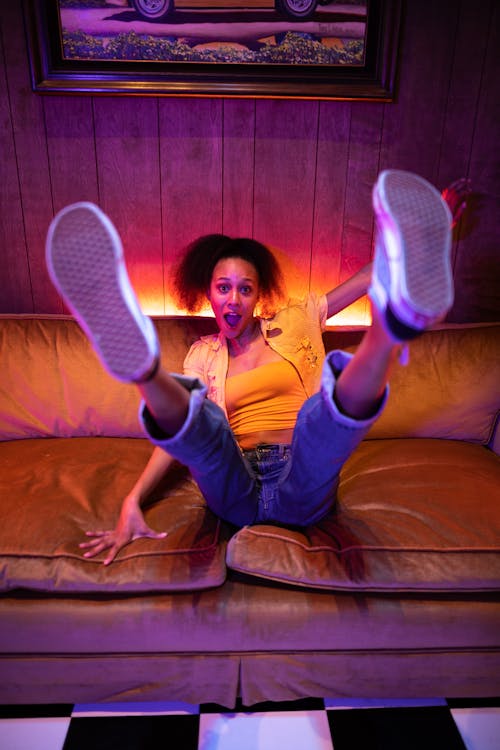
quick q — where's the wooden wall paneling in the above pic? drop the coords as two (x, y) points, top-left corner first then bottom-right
(159, 98), (223, 313)
(309, 101), (351, 306)
(339, 102), (385, 323)
(450, 0), (500, 322)
(222, 99), (255, 238)
(44, 96), (99, 212)
(342, 102), (384, 272)
(380, 0), (457, 182)
(2, 2), (61, 314)
(379, 0), (486, 323)
(2, 1), (498, 322)
(436, 0), (489, 188)
(0, 8), (33, 313)
(94, 97), (163, 315)
(436, 0), (492, 321)
(436, 0), (494, 321)
(253, 99), (320, 301)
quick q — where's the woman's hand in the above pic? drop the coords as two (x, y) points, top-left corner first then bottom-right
(441, 177), (472, 228)
(80, 498), (167, 566)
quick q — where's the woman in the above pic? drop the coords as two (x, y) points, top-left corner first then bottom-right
(46, 171), (469, 565)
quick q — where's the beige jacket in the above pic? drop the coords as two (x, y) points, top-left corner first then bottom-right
(183, 293), (328, 417)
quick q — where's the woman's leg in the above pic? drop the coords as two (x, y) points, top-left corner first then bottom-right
(269, 306), (403, 527)
(137, 369), (190, 436)
(269, 348), (389, 527)
(46, 201), (260, 526)
(139, 375), (260, 527)
(273, 170), (454, 526)
(336, 169), (453, 420)
(334, 302), (399, 420)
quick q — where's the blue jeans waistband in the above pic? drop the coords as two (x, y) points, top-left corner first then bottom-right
(242, 443), (292, 461)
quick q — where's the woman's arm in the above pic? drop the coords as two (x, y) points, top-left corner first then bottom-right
(80, 446), (175, 565)
(124, 446), (177, 505)
(325, 263), (372, 319)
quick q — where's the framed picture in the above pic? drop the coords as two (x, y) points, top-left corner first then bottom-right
(23, 0), (401, 100)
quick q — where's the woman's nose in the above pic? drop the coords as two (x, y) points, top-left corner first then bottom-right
(229, 289), (240, 305)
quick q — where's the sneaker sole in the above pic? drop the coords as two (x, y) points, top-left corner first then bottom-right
(46, 202), (159, 382)
(373, 170), (453, 330)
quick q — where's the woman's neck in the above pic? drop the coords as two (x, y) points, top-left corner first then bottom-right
(226, 317), (283, 376)
(227, 318), (261, 357)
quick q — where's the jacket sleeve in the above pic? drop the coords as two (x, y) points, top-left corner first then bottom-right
(294, 292), (329, 331)
(311, 292), (329, 331)
(183, 339), (208, 380)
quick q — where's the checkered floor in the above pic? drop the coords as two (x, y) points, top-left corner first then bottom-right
(1, 697), (499, 749)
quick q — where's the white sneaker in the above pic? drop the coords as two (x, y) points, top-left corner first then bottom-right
(370, 170), (453, 340)
(46, 202), (159, 383)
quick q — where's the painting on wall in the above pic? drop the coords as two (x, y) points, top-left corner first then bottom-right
(24, 0), (401, 99)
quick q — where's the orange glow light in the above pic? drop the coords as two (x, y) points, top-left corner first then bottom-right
(142, 295), (370, 327)
(327, 298), (371, 328)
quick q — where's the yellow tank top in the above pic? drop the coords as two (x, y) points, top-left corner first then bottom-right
(226, 359), (306, 447)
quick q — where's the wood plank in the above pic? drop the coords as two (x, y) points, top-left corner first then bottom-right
(437, 0), (489, 187)
(159, 98), (223, 313)
(222, 98), (255, 238)
(253, 99), (319, 302)
(435, 0), (491, 315)
(2, 2), (61, 313)
(339, 102), (384, 324)
(450, 0), (500, 322)
(380, 1), (456, 182)
(0, 5), (32, 313)
(44, 96), (99, 211)
(378, 0), (493, 323)
(309, 100), (351, 299)
(94, 97), (163, 314)
(342, 103), (384, 275)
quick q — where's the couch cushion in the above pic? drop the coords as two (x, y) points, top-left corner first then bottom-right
(227, 439), (500, 592)
(0, 437), (226, 593)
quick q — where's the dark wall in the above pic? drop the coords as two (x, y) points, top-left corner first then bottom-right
(1, 1), (499, 322)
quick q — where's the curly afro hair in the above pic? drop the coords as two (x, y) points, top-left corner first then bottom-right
(173, 234), (286, 315)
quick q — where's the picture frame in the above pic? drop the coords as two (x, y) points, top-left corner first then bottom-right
(23, 0), (401, 100)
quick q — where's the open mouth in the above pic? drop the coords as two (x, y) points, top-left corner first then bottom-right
(224, 313), (241, 329)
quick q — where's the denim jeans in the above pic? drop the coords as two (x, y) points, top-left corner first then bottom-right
(242, 444), (293, 523)
(141, 350), (387, 528)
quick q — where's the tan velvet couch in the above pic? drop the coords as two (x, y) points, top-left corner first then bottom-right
(1, 314), (499, 707)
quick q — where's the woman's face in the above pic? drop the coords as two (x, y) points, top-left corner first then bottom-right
(208, 256), (260, 340)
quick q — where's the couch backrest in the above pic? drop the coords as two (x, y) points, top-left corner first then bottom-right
(365, 324), (500, 444)
(0, 315), (215, 440)
(1, 315), (499, 445)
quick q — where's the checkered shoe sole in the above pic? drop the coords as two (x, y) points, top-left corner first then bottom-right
(46, 203), (159, 383)
(371, 170), (453, 333)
